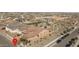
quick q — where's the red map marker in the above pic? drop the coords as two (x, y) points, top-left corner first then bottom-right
(12, 37), (17, 46)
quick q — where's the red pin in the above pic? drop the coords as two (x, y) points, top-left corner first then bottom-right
(12, 37), (17, 46)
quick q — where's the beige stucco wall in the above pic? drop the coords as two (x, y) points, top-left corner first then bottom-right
(39, 29), (49, 38)
(27, 29), (50, 42)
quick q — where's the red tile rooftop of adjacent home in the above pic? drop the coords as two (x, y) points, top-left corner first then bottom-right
(22, 26), (45, 38)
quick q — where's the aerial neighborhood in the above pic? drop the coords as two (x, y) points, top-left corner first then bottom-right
(0, 12), (79, 47)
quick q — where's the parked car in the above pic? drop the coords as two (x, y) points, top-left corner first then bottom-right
(61, 33), (69, 39)
(71, 38), (75, 42)
(71, 37), (78, 42)
(68, 41), (72, 45)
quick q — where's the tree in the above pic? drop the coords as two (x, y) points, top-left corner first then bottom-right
(20, 38), (29, 45)
(1, 27), (5, 30)
(37, 34), (39, 37)
(20, 38), (26, 42)
(44, 26), (47, 29)
(49, 34), (52, 36)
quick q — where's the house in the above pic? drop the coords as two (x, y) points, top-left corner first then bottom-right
(22, 26), (51, 43)
(5, 22), (22, 34)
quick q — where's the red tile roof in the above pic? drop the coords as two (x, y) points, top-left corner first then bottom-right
(23, 26), (44, 38)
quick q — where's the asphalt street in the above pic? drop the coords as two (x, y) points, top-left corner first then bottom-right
(44, 27), (79, 47)
(52, 27), (79, 47)
(0, 32), (13, 47)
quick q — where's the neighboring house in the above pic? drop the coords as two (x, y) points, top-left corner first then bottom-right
(6, 27), (22, 34)
(23, 26), (51, 43)
(5, 22), (22, 34)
